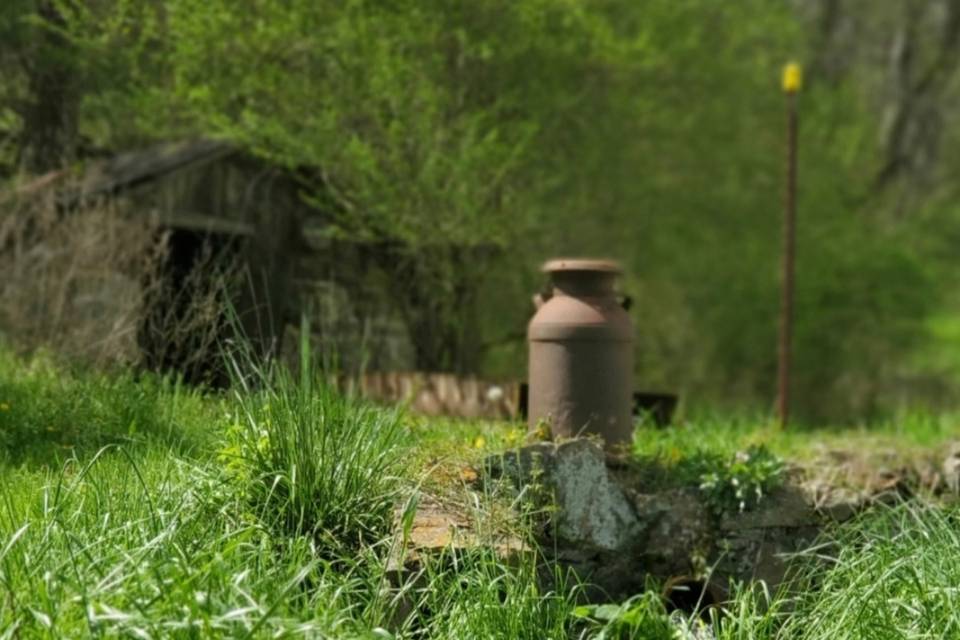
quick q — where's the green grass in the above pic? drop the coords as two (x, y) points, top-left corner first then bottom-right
(708, 500), (960, 640)
(780, 500), (960, 639)
(0, 446), (393, 637)
(6, 346), (960, 637)
(396, 547), (580, 639)
(0, 349), (216, 465)
(0, 347), (586, 638)
(629, 412), (960, 495)
(634, 411), (960, 462)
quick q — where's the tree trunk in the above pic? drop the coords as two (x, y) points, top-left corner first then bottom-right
(17, 1), (79, 174)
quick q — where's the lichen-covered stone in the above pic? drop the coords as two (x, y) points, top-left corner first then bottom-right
(633, 489), (712, 577)
(719, 485), (817, 530)
(486, 439), (639, 551)
(550, 439), (640, 551)
(484, 442), (557, 486)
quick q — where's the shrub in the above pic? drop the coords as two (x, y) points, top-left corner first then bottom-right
(0, 196), (154, 367)
(221, 363), (407, 552)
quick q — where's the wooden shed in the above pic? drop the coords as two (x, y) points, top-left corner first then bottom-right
(12, 138), (417, 383)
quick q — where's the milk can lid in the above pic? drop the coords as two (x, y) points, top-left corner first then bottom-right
(541, 258), (622, 274)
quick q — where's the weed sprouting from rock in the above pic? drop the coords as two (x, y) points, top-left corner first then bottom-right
(698, 446), (785, 514)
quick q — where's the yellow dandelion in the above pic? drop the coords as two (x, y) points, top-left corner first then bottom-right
(473, 435), (487, 449)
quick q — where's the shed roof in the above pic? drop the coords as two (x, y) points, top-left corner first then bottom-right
(72, 139), (235, 205)
(13, 139), (236, 208)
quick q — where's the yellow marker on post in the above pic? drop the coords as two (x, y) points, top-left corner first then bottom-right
(782, 62), (802, 94)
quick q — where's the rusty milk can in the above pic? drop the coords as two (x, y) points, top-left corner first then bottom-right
(527, 258), (634, 447)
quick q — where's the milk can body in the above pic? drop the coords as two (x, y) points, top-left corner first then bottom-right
(527, 259), (634, 447)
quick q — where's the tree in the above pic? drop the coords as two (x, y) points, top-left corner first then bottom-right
(0, 1), (81, 174)
(131, 0), (629, 371)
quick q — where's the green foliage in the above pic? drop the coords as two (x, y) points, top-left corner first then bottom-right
(145, 0), (616, 249)
(570, 500), (960, 640)
(572, 590), (676, 640)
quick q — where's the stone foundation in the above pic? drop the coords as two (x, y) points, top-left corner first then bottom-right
(483, 439), (864, 600)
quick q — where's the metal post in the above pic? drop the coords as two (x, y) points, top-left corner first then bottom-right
(777, 63), (801, 428)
